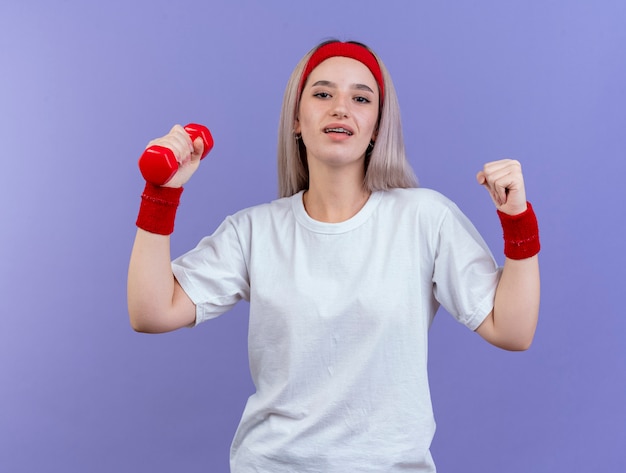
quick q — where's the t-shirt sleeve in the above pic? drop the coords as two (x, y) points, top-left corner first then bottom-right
(171, 215), (250, 325)
(431, 203), (502, 331)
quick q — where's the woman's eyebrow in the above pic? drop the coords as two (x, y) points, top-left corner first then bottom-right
(311, 80), (374, 93)
(311, 80), (335, 88)
(353, 83), (374, 93)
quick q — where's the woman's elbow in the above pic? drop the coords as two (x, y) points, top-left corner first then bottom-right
(128, 310), (151, 333)
(127, 306), (163, 333)
(495, 332), (535, 352)
(502, 339), (533, 352)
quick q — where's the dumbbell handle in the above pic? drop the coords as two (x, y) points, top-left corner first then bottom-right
(139, 124), (214, 185)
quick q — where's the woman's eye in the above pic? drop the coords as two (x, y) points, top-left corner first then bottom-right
(354, 96), (371, 104)
(314, 92), (330, 99)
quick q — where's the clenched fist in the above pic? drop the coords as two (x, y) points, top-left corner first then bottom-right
(477, 159), (528, 216)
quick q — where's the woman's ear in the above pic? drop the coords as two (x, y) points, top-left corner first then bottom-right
(294, 117), (301, 134)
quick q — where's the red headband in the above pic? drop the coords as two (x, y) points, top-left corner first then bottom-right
(298, 41), (385, 104)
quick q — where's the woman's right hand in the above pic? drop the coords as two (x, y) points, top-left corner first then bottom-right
(145, 124), (206, 188)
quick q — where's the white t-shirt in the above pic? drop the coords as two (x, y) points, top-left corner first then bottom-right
(172, 187), (501, 472)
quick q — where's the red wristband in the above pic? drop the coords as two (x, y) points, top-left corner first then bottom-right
(136, 182), (184, 235)
(497, 202), (540, 260)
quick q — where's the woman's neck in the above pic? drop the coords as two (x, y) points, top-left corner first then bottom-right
(303, 172), (371, 223)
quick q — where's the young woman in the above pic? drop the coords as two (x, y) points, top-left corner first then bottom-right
(128, 40), (540, 472)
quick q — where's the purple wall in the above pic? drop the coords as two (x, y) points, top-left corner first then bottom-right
(1, 1), (624, 471)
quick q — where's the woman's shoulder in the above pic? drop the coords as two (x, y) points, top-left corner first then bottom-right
(382, 187), (457, 212)
(226, 192), (299, 225)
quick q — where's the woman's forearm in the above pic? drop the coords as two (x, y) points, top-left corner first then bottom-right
(127, 229), (195, 333)
(476, 255), (540, 350)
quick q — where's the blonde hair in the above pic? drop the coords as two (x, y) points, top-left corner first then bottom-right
(277, 40), (418, 198)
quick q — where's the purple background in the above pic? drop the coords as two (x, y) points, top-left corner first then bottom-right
(1, 1), (625, 471)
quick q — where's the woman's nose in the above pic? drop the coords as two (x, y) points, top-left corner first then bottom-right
(330, 94), (350, 117)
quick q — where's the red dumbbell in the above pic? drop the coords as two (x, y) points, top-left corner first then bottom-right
(138, 124), (214, 185)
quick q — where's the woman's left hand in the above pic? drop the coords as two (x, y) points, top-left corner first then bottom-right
(476, 159), (528, 216)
